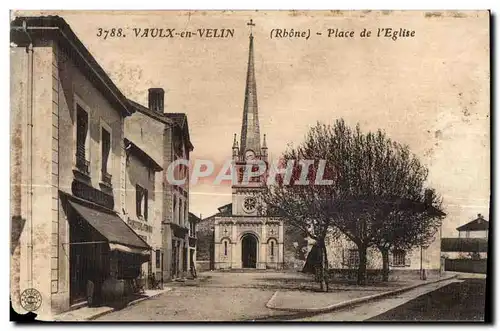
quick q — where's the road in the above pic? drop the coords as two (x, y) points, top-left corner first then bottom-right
(95, 271), (486, 322)
(96, 271), (310, 321)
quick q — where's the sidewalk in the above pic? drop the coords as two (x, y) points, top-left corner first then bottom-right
(54, 288), (171, 321)
(266, 274), (457, 313)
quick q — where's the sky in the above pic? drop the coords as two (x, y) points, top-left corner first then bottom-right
(16, 10), (490, 237)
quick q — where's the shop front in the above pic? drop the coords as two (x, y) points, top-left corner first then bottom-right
(63, 194), (150, 306)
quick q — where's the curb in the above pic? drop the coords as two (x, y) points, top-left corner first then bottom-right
(85, 288), (172, 321)
(265, 275), (458, 314)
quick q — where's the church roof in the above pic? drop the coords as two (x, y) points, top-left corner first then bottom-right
(217, 203), (233, 215)
(457, 214), (489, 232)
(239, 33), (261, 156)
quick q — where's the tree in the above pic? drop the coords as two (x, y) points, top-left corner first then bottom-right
(261, 127), (339, 292)
(264, 119), (445, 286)
(358, 140), (445, 281)
(322, 121), (445, 284)
(371, 190), (445, 281)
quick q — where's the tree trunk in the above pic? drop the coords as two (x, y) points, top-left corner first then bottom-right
(322, 242), (330, 292)
(357, 245), (367, 285)
(317, 239), (328, 292)
(381, 248), (389, 282)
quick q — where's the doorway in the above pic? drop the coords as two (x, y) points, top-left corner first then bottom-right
(69, 213), (105, 305)
(241, 234), (258, 268)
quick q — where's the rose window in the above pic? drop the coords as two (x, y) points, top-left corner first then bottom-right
(243, 197), (257, 213)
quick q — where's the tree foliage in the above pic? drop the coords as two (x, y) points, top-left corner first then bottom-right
(263, 119), (445, 287)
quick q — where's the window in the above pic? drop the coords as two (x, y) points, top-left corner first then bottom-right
(270, 241), (275, 256)
(189, 220), (196, 237)
(156, 249), (161, 269)
(393, 250), (406, 266)
(144, 189), (148, 221)
(136, 185), (148, 220)
(224, 241), (228, 256)
(101, 127), (111, 184)
(75, 105), (89, 174)
(347, 249), (359, 268)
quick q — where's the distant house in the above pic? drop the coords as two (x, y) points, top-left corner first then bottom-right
(441, 213), (489, 273)
(457, 214), (489, 239)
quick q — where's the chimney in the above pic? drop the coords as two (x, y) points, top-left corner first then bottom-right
(148, 88), (165, 112)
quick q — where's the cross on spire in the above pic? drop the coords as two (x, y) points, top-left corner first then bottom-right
(247, 18), (255, 36)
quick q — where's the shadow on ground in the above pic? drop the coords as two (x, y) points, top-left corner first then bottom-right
(367, 279), (486, 321)
(92, 293), (149, 311)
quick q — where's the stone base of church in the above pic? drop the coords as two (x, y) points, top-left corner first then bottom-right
(214, 261), (284, 270)
(213, 216), (284, 272)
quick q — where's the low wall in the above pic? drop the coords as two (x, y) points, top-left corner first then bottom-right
(444, 258), (487, 274)
(283, 260), (306, 271)
(441, 238), (488, 252)
(327, 268), (441, 282)
(196, 260), (212, 272)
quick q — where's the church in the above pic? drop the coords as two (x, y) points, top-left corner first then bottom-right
(206, 21), (286, 270)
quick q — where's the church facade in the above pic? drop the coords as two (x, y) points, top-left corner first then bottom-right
(212, 27), (285, 270)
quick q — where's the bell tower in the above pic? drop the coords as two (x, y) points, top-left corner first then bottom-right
(231, 19), (268, 216)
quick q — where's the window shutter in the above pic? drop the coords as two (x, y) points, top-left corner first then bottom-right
(136, 186), (142, 216)
(144, 189), (149, 221)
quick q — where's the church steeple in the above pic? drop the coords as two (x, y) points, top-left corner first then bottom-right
(240, 19), (261, 157)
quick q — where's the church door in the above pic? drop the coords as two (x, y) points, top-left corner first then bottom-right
(241, 234), (257, 268)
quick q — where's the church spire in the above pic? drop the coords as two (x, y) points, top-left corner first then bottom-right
(240, 19), (261, 156)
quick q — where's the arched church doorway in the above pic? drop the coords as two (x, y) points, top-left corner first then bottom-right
(241, 233), (258, 268)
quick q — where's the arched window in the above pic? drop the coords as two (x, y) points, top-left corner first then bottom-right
(270, 241), (275, 256)
(224, 241), (228, 256)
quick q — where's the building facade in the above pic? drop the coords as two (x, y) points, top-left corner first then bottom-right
(322, 231), (442, 279)
(127, 89), (194, 281)
(10, 16), (150, 318)
(211, 30), (285, 270)
(123, 138), (163, 287)
(457, 214), (489, 239)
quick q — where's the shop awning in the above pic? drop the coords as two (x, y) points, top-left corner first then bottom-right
(69, 200), (150, 252)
